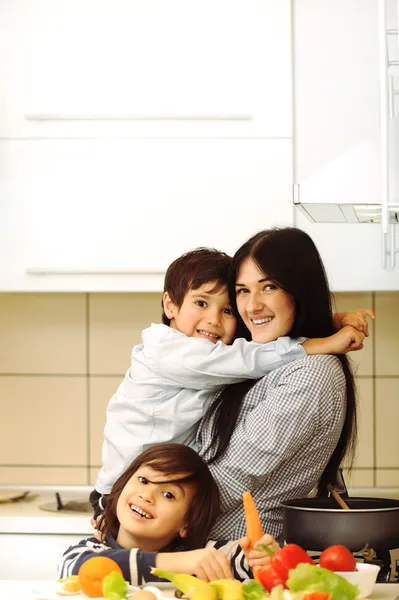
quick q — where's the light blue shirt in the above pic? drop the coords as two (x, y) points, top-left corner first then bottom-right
(95, 323), (306, 494)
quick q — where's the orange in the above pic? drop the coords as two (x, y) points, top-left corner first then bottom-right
(78, 556), (122, 598)
(56, 576), (81, 596)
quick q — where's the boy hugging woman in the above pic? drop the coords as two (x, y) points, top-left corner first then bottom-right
(60, 237), (371, 585)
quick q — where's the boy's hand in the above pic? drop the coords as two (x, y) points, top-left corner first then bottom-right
(240, 534), (280, 568)
(303, 326), (365, 356)
(157, 547), (233, 581)
(333, 309), (375, 336)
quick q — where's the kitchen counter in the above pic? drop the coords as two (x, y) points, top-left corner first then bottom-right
(0, 490), (93, 534)
(0, 581), (397, 600)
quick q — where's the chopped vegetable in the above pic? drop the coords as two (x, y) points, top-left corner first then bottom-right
(302, 593), (330, 600)
(242, 580), (269, 600)
(287, 563), (358, 600)
(256, 545), (315, 592)
(257, 563), (287, 592)
(319, 545), (356, 572)
(272, 545), (315, 581)
(102, 571), (128, 600)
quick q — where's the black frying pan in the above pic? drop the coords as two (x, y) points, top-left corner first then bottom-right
(281, 497), (399, 551)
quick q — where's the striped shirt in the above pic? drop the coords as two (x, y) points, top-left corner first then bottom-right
(198, 354), (347, 541)
(59, 535), (252, 584)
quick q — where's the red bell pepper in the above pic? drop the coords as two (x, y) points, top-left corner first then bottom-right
(302, 593), (330, 600)
(256, 563), (286, 591)
(256, 544), (315, 592)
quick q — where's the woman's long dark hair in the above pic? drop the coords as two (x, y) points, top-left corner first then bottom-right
(205, 227), (357, 495)
(99, 443), (220, 549)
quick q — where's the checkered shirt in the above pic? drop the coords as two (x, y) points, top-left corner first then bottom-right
(197, 354), (347, 541)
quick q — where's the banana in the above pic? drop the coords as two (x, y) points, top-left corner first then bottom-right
(210, 579), (244, 600)
(151, 569), (216, 600)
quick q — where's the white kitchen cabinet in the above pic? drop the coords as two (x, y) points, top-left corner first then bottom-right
(0, 139), (294, 291)
(0, 533), (85, 580)
(293, 0), (399, 290)
(0, 0), (291, 139)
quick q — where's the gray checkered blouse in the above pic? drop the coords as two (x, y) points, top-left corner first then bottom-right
(197, 354), (347, 541)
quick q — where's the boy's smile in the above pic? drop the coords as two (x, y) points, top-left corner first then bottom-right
(163, 282), (237, 345)
(116, 465), (195, 551)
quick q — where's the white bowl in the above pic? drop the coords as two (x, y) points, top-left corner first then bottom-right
(335, 562), (381, 598)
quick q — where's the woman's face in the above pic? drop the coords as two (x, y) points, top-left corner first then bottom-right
(235, 257), (295, 344)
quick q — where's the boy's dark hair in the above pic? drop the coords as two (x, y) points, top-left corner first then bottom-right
(161, 248), (232, 325)
(98, 443), (221, 550)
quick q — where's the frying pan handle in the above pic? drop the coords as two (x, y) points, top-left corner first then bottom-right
(328, 468), (349, 497)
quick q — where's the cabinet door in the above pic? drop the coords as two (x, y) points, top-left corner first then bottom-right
(0, 533), (88, 579)
(294, 0), (380, 180)
(0, 139), (293, 291)
(293, 0), (399, 290)
(0, 0), (291, 139)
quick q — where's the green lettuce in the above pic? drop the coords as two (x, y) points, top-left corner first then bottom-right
(102, 571), (128, 600)
(287, 563), (358, 600)
(243, 580), (269, 600)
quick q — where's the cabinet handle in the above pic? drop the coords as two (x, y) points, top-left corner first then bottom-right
(378, 0), (390, 268)
(24, 114), (253, 121)
(26, 268), (165, 275)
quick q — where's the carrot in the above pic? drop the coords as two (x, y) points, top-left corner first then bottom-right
(243, 490), (263, 552)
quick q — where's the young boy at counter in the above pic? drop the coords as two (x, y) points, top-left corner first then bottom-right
(63, 444), (278, 584)
(90, 247), (367, 520)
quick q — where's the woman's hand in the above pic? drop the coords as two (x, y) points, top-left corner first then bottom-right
(333, 309), (375, 336)
(240, 533), (280, 568)
(156, 547), (233, 581)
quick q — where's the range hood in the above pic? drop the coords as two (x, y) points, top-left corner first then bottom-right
(294, 116), (399, 225)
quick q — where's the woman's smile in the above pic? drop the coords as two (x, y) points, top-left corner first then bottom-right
(235, 258), (295, 344)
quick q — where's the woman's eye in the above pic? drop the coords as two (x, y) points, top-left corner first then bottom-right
(223, 308), (234, 315)
(236, 288), (248, 295)
(163, 491), (175, 500)
(264, 284), (277, 292)
(138, 476), (148, 484)
(195, 300), (207, 308)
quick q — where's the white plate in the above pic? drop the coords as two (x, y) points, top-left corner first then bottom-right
(31, 581), (138, 599)
(145, 583), (176, 590)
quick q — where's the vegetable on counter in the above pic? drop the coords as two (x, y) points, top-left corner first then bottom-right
(256, 544), (315, 592)
(102, 571), (129, 600)
(287, 563), (358, 600)
(319, 545), (357, 572)
(242, 580), (269, 600)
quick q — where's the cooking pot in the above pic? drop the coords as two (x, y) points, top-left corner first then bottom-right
(282, 497), (399, 551)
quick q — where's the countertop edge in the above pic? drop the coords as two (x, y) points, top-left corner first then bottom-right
(0, 515), (93, 535)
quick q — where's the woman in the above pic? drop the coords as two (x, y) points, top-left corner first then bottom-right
(198, 227), (363, 542)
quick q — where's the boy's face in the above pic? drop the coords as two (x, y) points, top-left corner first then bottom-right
(163, 282), (237, 344)
(116, 464), (195, 551)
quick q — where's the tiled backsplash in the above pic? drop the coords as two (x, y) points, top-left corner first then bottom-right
(0, 291), (398, 490)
